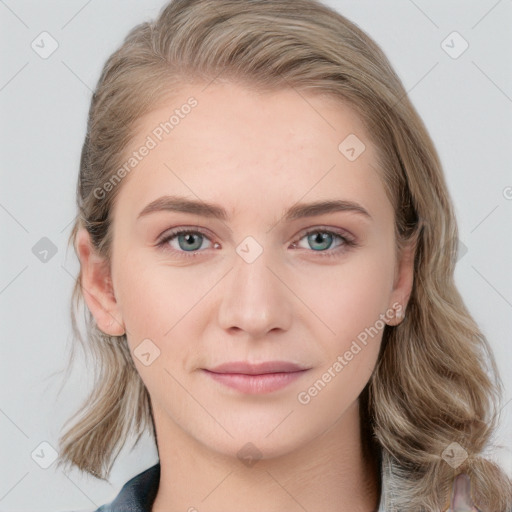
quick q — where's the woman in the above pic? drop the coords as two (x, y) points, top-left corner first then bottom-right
(57, 0), (512, 510)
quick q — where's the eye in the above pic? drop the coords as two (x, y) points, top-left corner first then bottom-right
(157, 227), (217, 257)
(156, 226), (357, 259)
(291, 227), (357, 257)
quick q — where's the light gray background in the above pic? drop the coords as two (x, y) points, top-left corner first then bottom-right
(1, 1), (511, 510)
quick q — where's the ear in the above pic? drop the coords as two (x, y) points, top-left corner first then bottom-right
(387, 238), (416, 326)
(75, 228), (125, 336)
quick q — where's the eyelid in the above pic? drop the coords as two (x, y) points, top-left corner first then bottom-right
(157, 225), (213, 241)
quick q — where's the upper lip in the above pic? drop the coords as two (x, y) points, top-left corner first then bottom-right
(205, 361), (309, 375)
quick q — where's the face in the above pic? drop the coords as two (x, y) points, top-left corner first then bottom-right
(78, 81), (413, 461)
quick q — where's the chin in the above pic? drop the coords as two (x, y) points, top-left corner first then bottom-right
(195, 419), (320, 464)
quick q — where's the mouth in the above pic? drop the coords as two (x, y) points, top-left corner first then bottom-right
(202, 361), (311, 394)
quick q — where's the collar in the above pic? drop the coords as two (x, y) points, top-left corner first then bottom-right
(95, 464), (160, 512)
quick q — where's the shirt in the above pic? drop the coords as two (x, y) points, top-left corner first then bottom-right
(95, 464), (160, 512)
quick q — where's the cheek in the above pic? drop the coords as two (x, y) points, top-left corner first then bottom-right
(294, 256), (393, 414)
(295, 247), (395, 350)
(115, 264), (165, 336)
(114, 250), (206, 336)
(112, 252), (219, 376)
(112, 257), (198, 395)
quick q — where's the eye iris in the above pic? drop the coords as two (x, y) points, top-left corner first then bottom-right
(178, 233), (202, 251)
(308, 232), (333, 251)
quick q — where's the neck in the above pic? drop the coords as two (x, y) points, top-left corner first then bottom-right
(151, 400), (381, 512)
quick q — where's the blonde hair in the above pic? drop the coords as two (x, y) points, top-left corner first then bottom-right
(57, 0), (512, 510)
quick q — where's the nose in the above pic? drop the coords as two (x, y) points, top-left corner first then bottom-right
(217, 244), (293, 339)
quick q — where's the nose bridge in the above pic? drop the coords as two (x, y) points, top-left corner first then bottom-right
(217, 237), (292, 337)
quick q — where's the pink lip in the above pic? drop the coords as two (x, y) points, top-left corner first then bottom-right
(203, 361), (310, 394)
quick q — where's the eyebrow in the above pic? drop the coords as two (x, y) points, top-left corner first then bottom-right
(136, 195), (372, 222)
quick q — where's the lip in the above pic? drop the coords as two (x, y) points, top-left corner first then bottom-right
(208, 360), (309, 374)
(202, 361), (310, 394)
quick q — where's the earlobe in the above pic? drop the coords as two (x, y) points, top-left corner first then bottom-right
(386, 302), (406, 326)
(75, 228), (125, 336)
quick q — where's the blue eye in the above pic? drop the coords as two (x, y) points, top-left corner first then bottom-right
(157, 226), (356, 259)
(158, 228), (213, 254)
(302, 231), (337, 251)
(293, 228), (356, 257)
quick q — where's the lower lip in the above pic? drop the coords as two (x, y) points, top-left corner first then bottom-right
(203, 370), (308, 394)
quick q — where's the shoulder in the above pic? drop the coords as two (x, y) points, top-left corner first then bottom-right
(94, 463), (160, 512)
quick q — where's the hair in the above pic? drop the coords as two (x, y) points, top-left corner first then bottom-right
(56, 0), (512, 510)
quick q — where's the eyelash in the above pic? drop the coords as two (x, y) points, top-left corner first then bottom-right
(156, 226), (357, 260)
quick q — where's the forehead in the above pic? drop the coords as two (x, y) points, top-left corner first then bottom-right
(113, 81), (390, 224)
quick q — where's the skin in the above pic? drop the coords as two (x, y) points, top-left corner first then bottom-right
(77, 81), (415, 512)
